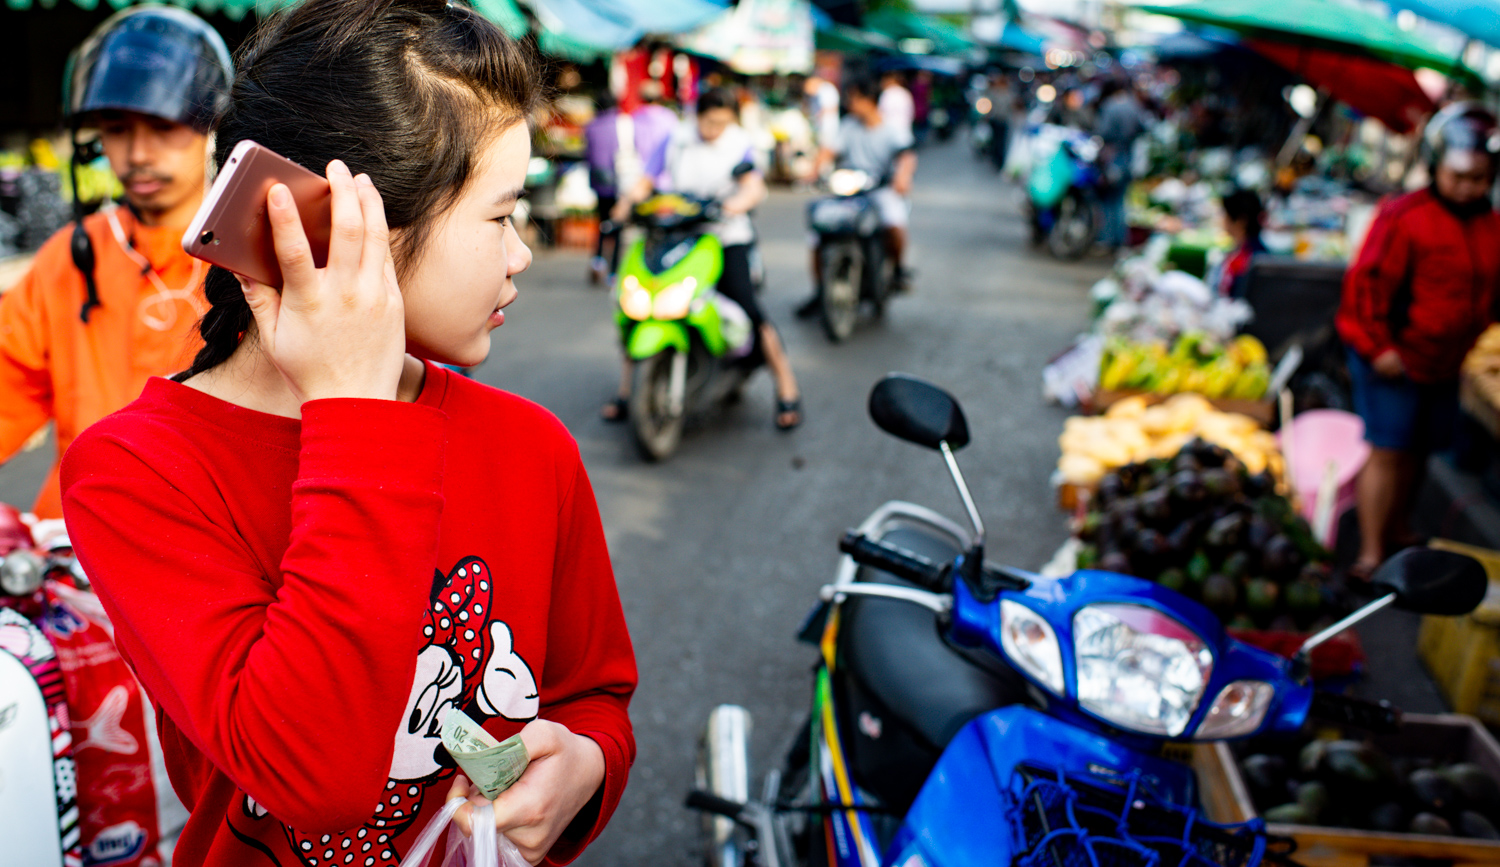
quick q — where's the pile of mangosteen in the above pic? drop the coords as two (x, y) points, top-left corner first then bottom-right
(1074, 438), (1341, 631)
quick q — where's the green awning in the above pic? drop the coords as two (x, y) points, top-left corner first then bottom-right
(1136, 0), (1480, 87)
(862, 8), (974, 57)
(814, 22), (896, 56)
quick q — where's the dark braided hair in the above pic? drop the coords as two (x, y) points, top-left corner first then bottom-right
(175, 0), (542, 381)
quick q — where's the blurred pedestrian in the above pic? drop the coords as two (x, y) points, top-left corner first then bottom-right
(911, 70), (933, 145)
(1336, 103), (1500, 578)
(879, 69), (914, 138)
(1093, 78), (1148, 251)
(1213, 188), (1265, 298)
(0, 6), (230, 518)
(584, 92), (628, 285)
(805, 73), (841, 157)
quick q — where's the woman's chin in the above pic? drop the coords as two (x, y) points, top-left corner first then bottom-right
(409, 338), (489, 371)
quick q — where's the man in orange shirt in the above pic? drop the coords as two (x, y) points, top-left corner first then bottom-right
(0, 7), (231, 518)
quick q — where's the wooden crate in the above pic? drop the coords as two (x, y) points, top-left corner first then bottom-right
(1418, 540), (1500, 726)
(1203, 713), (1500, 867)
(1088, 388), (1276, 428)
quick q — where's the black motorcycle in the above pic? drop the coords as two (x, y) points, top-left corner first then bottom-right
(806, 170), (898, 343)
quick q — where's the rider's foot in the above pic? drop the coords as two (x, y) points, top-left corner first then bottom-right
(795, 295), (821, 319)
(892, 267), (914, 294)
(600, 396), (629, 423)
(775, 396), (803, 431)
(589, 257), (608, 287)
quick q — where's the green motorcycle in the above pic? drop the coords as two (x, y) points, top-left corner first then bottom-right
(615, 193), (756, 460)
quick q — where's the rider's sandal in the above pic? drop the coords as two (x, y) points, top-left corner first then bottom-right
(601, 397), (629, 423)
(775, 398), (803, 432)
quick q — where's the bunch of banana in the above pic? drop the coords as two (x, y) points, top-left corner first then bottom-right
(1098, 333), (1270, 400)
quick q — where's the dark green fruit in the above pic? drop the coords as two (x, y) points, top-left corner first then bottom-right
(1264, 803), (1315, 825)
(1409, 812), (1454, 836)
(1202, 467), (1239, 499)
(1205, 512), (1246, 549)
(1076, 544), (1099, 570)
(1325, 742), (1381, 784)
(1410, 768), (1456, 811)
(1134, 527), (1168, 557)
(1295, 780), (1329, 819)
(1157, 567), (1187, 594)
(1099, 551), (1133, 576)
(1460, 810), (1500, 839)
(1139, 488), (1172, 524)
(1286, 579), (1323, 626)
(1241, 754), (1287, 795)
(1221, 550), (1251, 581)
(1170, 470), (1207, 504)
(1369, 802), (1406, 832)
(1299, 740), (1328, 775)
(1228, 614), (1256, 630)
(1173, 451), (1202, 474)
(1202, 574), (1238, 616)
(1440, 763), (1500, 807)
(1245, 578), (1280, 620)
(1187, 550), (1212, 584)
(1262, 534), (1299, 579)
(1097, 473), (1126, 504)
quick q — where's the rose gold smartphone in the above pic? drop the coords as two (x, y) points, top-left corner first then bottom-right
(182, 140), (333, 287)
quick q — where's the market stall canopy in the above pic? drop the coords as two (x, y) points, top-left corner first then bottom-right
(993, 20), (1047, 55)
(679, 0), (814, 74)
(814, 21), (897, 55)
(1384, 0), (1500, 50)
(526, 0), (729, 51)
(1247, 39), (1435, 133)
(1135, 0), (1481, 88)
(3, 0), (298, 21)
(862, 8), (975, 57)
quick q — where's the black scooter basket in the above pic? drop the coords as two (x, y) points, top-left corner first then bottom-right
(1007, 763), (1302, 867)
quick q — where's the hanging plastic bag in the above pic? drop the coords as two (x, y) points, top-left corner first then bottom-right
(404, 796), (529, 867)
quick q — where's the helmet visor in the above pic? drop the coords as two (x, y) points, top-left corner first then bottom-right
(69, 11), (230, 132)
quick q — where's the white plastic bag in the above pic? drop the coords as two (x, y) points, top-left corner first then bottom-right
(404, 797), (529, 867)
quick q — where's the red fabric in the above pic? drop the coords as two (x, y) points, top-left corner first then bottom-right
(1336, 188), (1500, 383)
(60, 365), (637, 867)
(42, 582), (166, 867)
(1247, 40), (1434, 134)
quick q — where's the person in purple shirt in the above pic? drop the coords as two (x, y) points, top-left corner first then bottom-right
(583, 82), (679, 285)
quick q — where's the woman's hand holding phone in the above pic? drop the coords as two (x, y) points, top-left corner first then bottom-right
(448, 719), (607, 865)
(238, 160), (406, 404)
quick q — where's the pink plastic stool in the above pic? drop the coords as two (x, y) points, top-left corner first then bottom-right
(1278, 410), (1369, 549)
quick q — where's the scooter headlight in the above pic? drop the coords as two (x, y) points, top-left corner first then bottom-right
(1000, 599), (1065, 695)
(1196, 680), (1275, 739)
(620, 275), (654, 321)
(652, 277), (698, 321)
(1073, 604), (1213, 737)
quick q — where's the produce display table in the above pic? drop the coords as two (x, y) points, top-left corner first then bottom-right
(1200, 714), (1500, 867)
(1087, 387), (1275, 428)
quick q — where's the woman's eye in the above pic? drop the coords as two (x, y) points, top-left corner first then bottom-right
(494, 215), (512, 228)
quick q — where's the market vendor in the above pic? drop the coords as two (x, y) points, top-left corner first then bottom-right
(1213, 188), (1266, 299)
(0, 7), (230, 518)
(1335, 102), (1500, 579)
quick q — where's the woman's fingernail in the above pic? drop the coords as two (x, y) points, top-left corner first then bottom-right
(356, 173), (373, 187)
(329, 159), (349, 177)
(269, 185), (289, 207)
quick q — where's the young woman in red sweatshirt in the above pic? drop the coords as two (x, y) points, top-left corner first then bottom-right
(58, 2), (637, 865)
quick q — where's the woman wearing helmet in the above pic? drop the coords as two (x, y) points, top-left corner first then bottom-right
(0, 6), (231, 519)
(1336, 102), (1500, 578)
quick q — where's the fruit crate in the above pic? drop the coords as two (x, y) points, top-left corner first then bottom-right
(1418, 540), (1500, 727)
(1203, 713), (1500, 867)
(1087, 388), (1276, 428)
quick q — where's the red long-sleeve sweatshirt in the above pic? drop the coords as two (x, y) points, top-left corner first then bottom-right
(59, 364), (637, 867)
(1336, 187), (1500, 384)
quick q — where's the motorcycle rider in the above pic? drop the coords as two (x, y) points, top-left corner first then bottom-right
(0, 6), (230, 519)
(605, 87), (803, 430)
(798, 76), (918, 318)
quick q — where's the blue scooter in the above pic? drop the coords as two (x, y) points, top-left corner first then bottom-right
(687, 374), (1487, 867)
(1027, 125), (1107, 261)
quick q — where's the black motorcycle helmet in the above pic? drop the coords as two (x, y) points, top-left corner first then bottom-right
(1422, 102), (1500, 175)
(63, 4), (232, 134)
(60, 5), (232, 323)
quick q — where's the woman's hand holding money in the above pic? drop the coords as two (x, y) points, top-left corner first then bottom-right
(448, 720), (606, 865)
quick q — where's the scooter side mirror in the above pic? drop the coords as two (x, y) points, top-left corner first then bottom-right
(1372, 547), (1489, 617)
(868, 374), (970, 451)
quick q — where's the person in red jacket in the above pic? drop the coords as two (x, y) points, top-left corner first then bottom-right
(1335, 103), (1500, 578)
(59, 2), (637, 866)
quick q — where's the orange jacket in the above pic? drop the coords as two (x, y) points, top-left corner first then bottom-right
(0, 207), (205, 518)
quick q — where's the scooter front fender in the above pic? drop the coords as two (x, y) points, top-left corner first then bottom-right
(625, 320), (690, 360)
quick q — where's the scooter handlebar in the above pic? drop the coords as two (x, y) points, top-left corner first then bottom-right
(1309, 692), (1402, 734)
(838, 532), (949, 592)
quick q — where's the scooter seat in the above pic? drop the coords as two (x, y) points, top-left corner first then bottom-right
(840, 527), (1029, 751)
